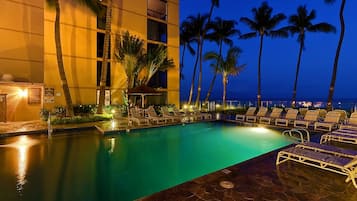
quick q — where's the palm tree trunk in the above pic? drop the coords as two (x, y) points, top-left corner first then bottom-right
(180, 44), (186, 80)
(205, 72), (217, 102)
(188, 42), (200, 104)
(54, 0), (74, 116)
(327, 0), (345, 111)
(205, 40), (223, 102)
(222, 75), (227, 108)
(257, 34), (264, 108)
(195, 36), (204, 106)
(97, 0), (113, 114)
(291, 39), (304, 108)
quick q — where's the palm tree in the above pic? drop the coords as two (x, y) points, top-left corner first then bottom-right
(239, 1), (288, 107)
(179, 22), (195, 80)
(114, 31), (145, 89)
(205, 47), (245, 108)
(204, 17), (239, 102)
(137, 45), (175, 85)
(46, 0), (98, 116)
(183, 14), (209, 105)
(97, 0), (113, 114)
(207, 0), (219, 23)
(324, 0), (346, 111)
(286, 5), (336, 108)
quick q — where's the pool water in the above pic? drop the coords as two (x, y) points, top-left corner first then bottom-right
(0, 122), (291, 201)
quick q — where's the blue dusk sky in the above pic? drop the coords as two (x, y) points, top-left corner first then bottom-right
(179, 0), (357, 102)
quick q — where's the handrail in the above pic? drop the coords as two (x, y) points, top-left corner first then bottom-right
(282, 128), (310, 143)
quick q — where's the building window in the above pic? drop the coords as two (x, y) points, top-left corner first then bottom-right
(97, 32), (111, 58)
(147, 19), (167, 43)
(147, 0), (167, 21)
(97, 4), (107, 30)
(97, 61), (111, 87)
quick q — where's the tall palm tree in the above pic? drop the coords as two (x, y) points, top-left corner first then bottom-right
(286, 5), (336, 108)
(46, 0), (98, 116)
(204, 17), (239, 102)
(97, 0), (113, 114)
(205, 47), (245, 108)
(239, 1), (288, 107)
(179, 22), (195, 80)
(183, 14), (209, 105)
(137, 45), (175, 85)
(324, 0), (346, 111)
(190, 0), (219, 106)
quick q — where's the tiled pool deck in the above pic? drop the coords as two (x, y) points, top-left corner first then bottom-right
(1, 120), (357, 201)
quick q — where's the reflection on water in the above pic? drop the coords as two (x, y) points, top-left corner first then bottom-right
(0, 136), (39, 194)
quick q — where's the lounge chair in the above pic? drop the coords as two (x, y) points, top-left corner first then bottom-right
(192, 107), (212, 120)
(145, 106), (169, 124)
(276, 146), (357, 188)
(129, 108), (150, 126)
(161, 106), (183, 122)
(296, 142), (357, 158)
(275, 109), (298, 127)
(172, 107), (193, 122)
(320, 129), (357, 145)
(341, 112), (357, 129)
(235, 107), (256, 122)
(293, 110), (320, 129)
(246, 107), (268, 123)
(260, 108), (283, 125)
(314, 111), (341, 132)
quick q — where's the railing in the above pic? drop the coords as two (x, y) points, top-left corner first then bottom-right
(180, 99), (357, 113)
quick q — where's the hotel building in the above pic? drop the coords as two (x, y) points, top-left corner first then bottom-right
(0, 0), (180, 121)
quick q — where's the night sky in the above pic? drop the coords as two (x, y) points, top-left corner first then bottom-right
(179, 0), (357, 103)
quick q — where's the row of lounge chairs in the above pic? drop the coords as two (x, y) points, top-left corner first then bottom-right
(235, 107), (354, 132)
(127, 106), (212, 126)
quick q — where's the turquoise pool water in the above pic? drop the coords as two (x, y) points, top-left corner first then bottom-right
(0, 122), (291, 201)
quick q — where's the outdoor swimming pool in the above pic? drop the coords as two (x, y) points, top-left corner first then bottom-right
(0, 122), (291, 201)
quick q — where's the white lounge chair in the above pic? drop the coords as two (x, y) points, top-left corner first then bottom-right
(314, 111), (341, 132)
(260, 108), (283, 125)
(275, 109), (298, 127)
(192, 107), (212, 120)
(341, 112), (357, 130)
(276, 146), (357, 188)
(320, 130), (357, 145)
(146, 106), (169, 124)
(296, 142), (357, 159)
(129, 108), (150, 126)
(235, 107), (256, 122)
(293, 110), (320, 129)
(161, 106), (183, 122)
(246, 107), (268, 123)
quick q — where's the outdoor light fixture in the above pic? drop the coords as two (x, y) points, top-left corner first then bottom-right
(17, 89), (28, 98)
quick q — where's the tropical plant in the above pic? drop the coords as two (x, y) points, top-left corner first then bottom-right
(239, 1), (288, 107)
(324, 0), (346, 110)
(97, 0), (113, 114)
(179, 22), (195, 80)
(114, 31), (145, 89)
(204, 17), (239, 102)
(205, 47), (245, 108)
(46, 0), (98, 116)
(285, 5), (336, 108)
(182, 14), (209, 105)
(137, 45), (175, 85)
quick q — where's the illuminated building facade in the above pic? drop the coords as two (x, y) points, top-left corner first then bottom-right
(0, 0), (180, 121)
